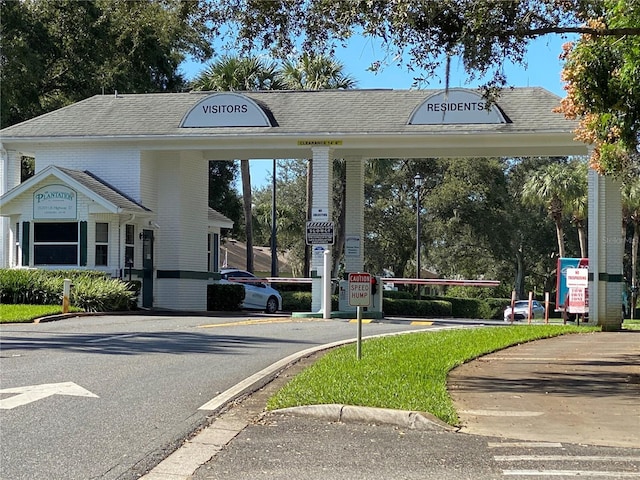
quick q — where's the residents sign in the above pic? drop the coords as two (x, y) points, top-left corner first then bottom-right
(348, 273), (371, 307)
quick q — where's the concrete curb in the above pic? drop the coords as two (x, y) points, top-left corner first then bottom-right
(141, 327), (439, 479)
(273, 404), (459, 432)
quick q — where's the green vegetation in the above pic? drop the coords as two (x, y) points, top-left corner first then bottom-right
(0, 304), (83, 323)
(623, 319), (640, 331)
(0, 269), (137, 314)
(267, 325), (597, 424)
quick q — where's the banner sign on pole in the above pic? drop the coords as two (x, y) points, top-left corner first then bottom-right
(556, 258), (588, 309)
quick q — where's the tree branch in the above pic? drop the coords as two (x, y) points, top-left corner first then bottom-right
(512, 26), (640, 38)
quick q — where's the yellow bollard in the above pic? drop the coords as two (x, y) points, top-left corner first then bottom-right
(62, 278), (71, 313)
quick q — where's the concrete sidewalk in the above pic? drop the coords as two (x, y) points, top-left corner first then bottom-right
(448, 330), (640, 448)
(144, 330), (640, 479)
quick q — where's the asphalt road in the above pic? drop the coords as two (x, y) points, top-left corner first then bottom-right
(0, 313), (437, 480)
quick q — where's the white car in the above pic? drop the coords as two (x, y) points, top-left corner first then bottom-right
(219, 268), (282, 314)
(504, 300), (546, 322)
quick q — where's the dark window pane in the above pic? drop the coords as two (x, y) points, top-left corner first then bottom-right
(96, 223), (108, 243)
(125, 224), (135, 245)
(95, 245), (108, 266)
(34, 245), (77, 265)
(125, 246), (134, 265)
(34, 223), (78, 242)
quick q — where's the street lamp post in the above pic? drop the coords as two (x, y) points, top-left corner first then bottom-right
(271, 159), (277, 277)
(414, 173), (423, 300)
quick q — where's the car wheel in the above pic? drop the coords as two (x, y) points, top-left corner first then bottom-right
(265, 296), (279, 314)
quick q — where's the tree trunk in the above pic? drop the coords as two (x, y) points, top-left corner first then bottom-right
(554, 217), (565, 258)
(241, 159), (254, 273)
(632, 220), (639, 319)
(577, 226), (587, 258)
(514, 249), (525, 299)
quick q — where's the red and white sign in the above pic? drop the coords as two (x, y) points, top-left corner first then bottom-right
(348, 273), (371, 307)
(566, 268), (589, 288)
(568, 287), (588, 314)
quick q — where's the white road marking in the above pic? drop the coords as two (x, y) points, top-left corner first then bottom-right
(503, 470), (640, 477)
(496, 455), (640, 462)
(0, 382), (99, 409)
(86, 333), (138, 343)
(461, 409), (544, 416)
(488, 442), (563, 448)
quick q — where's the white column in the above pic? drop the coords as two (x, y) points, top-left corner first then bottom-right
(310, 147), (334, 312)
(588, 169), (624, 330)
(0, 147), (22, 268)
(154, 150), (209, 310)
(343, 156), (365, 274)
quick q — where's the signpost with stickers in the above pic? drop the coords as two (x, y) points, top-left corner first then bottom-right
(349, 273), (371, 360)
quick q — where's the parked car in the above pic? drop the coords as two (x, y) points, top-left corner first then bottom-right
(503, 300), (545, 322)
(219, 268), (282, 314)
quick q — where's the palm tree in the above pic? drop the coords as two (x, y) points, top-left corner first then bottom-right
(280, 53), (357, 276)
(622, 177), (640, 318)
(192, 56), (285, 272)
(280, 53), (357, 90)
(521, 161), (587, 259)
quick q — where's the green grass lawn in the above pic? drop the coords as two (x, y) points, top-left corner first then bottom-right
(267, 325), (598, 425)
(0, 304), (83, 323)
(623, 319), (640, 330)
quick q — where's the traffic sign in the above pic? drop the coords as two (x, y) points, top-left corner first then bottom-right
(566, 268), (589, 288)
(306, 221), (334, 245)
(348, 272), (371, 307)
(568, 287), (588, 314)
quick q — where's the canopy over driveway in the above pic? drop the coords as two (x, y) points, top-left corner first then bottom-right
(0, 88), (623, 328)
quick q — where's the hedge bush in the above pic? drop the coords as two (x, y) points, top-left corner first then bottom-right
(383, 298), (452, 317)
(382, 290), (414, 300)
(207, 283), (245, 311)
(0, 269), (136, 311)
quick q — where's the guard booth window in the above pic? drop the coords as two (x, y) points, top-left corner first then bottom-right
(95, 222), (108, 266)
(34, 222), (78, 265)
(125, 224), (135, 266)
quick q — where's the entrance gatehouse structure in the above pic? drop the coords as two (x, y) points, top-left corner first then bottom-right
(0, 88), (623, 328)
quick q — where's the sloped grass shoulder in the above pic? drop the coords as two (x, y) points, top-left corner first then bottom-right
(267, 325), (597, 425)
(0, 304), (83, 323)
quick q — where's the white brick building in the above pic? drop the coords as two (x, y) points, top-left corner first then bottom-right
(0, 88), (622, 326)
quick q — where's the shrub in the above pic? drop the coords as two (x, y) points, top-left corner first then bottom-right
(207, 283), (244, 311)
(282, 291), (311, 311)
(0, 269), (135, 311)
(281, 291), (339, 312)
(484, 298), (512, 319)
(383, 290), (414, 300)
(383, 298), (452, 317)
(71, 276), (136, 312)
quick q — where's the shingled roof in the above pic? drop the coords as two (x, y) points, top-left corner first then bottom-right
(0, 88), (575, 139)
(0, 165), (152, 214)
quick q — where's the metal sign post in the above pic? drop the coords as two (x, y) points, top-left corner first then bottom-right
(349, 272), (371, 360)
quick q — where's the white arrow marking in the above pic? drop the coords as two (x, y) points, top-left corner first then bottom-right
(0, 382), (99, 409)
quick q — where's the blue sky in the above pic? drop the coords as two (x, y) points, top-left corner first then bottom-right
(180, 34), (575, 190)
